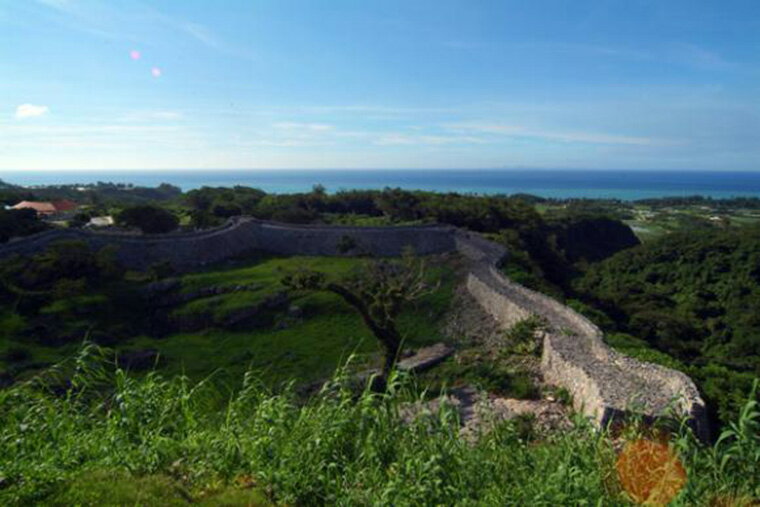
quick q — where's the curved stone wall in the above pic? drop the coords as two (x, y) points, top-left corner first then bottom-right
(0, 217), (707, 437)
(454, 230), (707, 439)
(0, 217), (457, 270)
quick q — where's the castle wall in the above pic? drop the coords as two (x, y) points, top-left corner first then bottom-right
(0, 216), (707, 437)
(0, 218), (457, 270)
(456, 231), (707, 439)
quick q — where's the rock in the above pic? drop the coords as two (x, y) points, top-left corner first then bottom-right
(397, 343), (454, 373)
(401, 385), (572, 442)
(287, 305), (303, 318)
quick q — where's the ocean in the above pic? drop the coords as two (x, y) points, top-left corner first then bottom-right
(2, 169), (760, 201)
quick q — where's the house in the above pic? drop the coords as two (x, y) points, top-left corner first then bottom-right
(86, 216), (115, 228)
(12, 199), (78, 218)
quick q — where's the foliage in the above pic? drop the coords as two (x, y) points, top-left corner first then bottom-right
(0, 208), (47, 243)
(282, 251), (437, 376)
(421, 356), (540, 399)
(1, 254), (454, 387)
(0, 347), (757, 505)
(0, 180), (181, 207)
(576, 226), (760, 425)
(503, 316), (546, 356)
(116, 205), (179, 233)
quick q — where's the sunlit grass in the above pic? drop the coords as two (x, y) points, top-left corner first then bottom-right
(0, 346), (757, 505)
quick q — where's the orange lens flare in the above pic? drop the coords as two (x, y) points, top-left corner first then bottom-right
(616, 439), (687, 505)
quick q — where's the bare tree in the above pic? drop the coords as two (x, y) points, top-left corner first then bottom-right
(282, 251), (436, 383)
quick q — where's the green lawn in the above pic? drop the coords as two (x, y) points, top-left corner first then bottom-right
(123, 255), (459, 386)
(2, 254), (458, 388)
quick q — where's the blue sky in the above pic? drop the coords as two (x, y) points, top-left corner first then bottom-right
(1, 0), (759, 170)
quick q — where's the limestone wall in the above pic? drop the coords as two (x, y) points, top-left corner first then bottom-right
(0, 217), (707, 437)
(455, 230), (707, 439)
(0, 217), (457, 270)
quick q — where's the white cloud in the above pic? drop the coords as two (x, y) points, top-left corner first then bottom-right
(373, 133), (488, 146)
(273, 122), (334, 132)
(15, 104), (50, 119)
(445, 122), (659, 146)
(182, 22), (219, 48)
(121, 110), (184, 122)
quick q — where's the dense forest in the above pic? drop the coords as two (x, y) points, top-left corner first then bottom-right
(574, 226), (760, 425)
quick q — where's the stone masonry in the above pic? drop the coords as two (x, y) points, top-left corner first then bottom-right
(0, 217), (708, 438)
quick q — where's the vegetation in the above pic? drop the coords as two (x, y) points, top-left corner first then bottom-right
(0, 179), (181, 207)
(0, 348), (757, 505)
(3, 178), (760, 502)
(0, 247), (455, 387)
(116, 205), (180, 233)
(575, 226), (760, 426)
(0, 208), (47, 243)
(283, 251), (436, 380)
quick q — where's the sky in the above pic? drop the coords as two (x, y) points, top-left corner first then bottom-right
(1, 0), (759, 171)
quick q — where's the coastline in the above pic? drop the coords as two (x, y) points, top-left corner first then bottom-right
(3, 168), (760, 201)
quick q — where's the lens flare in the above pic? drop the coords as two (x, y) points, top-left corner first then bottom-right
(151, 67), (162, 78)
(617, 439), (686, 505)
(129, 50), (141, 60)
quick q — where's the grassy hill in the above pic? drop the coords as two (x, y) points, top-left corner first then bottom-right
(1, 350), (757, 505)
(131, 255), (457, 385)
(1, 252), (458, 388)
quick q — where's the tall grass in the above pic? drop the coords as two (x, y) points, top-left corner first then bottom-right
(0, 344), (757, 505)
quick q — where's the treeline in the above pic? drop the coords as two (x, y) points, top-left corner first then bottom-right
(183, 186), (639, 293)
(635, 195), (760, 209)
(503, 192), (760, 210)
(574, 226), (760, 425)
(0, 179), (181, 207)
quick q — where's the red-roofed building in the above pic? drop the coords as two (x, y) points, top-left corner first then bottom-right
(12, 199), (78, 217)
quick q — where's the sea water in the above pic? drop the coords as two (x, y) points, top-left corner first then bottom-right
(2, 169), (760, 201)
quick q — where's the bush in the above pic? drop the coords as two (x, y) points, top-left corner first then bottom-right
(504, 316), (546, 356)
(116, 205), (179, 234)
(0, 208), (46, 243)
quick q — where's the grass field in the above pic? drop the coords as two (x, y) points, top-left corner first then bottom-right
(1, 349), (757, 505)
(2, 254), (459, 388)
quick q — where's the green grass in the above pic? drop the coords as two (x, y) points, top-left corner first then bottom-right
(178, 256), (361, 293)
(125, 255), (457, 386)
(1, 346), (757, 506)
(2, 255), (457, 387)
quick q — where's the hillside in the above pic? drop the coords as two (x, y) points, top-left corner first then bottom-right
(575, 226), (760, 424)
(0, 245), (457, 387)
(0, 353), (757, 505)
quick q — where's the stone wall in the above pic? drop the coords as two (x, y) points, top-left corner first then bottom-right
(455, 230), (708, 439)
(0, 217), (707, 437)
(0, 217), (457, 270)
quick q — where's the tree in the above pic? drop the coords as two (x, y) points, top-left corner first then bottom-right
(116, 205), (179, 234)
(282, 251), (436, 384)
(0, 208), (47, 242)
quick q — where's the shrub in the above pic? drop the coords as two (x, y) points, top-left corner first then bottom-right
(116, 205), (179, 234)
(504, 316), (546, 356)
